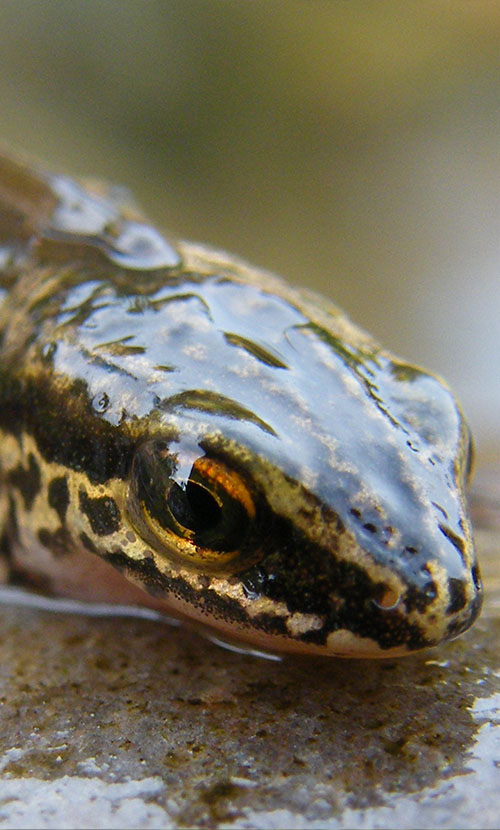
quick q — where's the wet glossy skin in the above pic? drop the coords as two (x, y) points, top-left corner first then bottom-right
(0, 151), (482, 656)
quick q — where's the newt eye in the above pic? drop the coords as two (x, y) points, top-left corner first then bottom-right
(130, 441), (256, 569)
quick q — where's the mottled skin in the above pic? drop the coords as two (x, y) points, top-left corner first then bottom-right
(0, 151), (482, 657)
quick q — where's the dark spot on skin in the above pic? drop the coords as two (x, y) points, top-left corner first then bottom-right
(37, 526), (72, 556)
(471, 564), (481, 592)
(404, 567), (438, 613)
(439, 523), (466, 564)
(7, 495), (19, 541)
(223, 331), (289, 369)
(38, 528), (51, 548)
(363, 522), (377, 534)
(0, 531), (13, 565)
(48, 476), (70, 524)
(159, 389), (277, 437)
(153, 364), (175, 373)
(79, 488), (120, 536)
(446, 587), (483, 640)
(8, 453), (41, 510)
(405, 546), (418, 555)
(79, 532), (98, 554)
(317, 504), (345, 536)
(447, 578), (467, 614)
(432, 501), (448, 521)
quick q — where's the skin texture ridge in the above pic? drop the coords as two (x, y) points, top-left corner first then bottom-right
(0, 150), (483, 657)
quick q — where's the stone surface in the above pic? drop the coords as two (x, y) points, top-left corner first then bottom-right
(0, 467), (498, 829)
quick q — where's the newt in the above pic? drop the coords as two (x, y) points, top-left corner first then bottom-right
(0, 151), (482, 657)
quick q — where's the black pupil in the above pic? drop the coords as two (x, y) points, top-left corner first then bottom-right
(168, 481), (222, 533)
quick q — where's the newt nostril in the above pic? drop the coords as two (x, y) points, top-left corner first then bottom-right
(373, 586), (401, 611)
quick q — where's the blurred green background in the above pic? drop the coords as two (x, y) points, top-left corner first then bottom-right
(0, 1), (499, 454)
